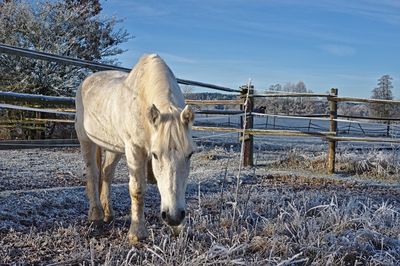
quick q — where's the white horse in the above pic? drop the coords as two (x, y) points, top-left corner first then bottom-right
(75, 54), (194, 243)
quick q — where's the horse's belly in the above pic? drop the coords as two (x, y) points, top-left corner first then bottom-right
(84, 117), (125, 153)
(87, 132), (125, 153)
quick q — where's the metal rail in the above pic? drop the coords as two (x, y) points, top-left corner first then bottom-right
(0, 139), (79, 149)
(0, 91), (75, 106)
(0, 43), (130, 71)
(0, 103), (75, 116)
(0, 43), (240, 93)
(0, 91), (244, 108)
(0, 100), (245, 117)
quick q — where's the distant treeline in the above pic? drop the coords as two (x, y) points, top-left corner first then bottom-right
(184, 77), (400, 118)
(184, 91), (398, 118)
(184, 92), (237, 101)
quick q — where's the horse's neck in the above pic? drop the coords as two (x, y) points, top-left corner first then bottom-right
(139, 78), (183, 112)
(126, 55), (184, 112)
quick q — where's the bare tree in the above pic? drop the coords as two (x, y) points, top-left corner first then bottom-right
(370, 75), (394, 118)
(294, 81), (307, 93)
(0, 0), (130, 96)
(181, 85), (193, 98)
(257, 81), (321, 115)
(268, 84), (282, 92)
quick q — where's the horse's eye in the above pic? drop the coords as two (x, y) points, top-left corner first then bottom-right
(152, 153), (158, 160)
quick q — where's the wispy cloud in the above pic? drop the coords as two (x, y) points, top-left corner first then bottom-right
(109, 1), (171, 17)
(321, 44), (356, 56)
(271, 0), (400, 25)
(329, 0), (400, 25)
(334, 73), (377, 82)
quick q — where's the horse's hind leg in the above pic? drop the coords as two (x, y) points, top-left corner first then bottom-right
(80, 141), (104, 225)
(75, 89), (103, 228)
(100, 150), (121, 223)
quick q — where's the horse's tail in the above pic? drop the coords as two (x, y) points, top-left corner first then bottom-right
(96, 146), (102, 189)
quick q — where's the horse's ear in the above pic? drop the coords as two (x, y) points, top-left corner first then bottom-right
(148, 104), (161, 127)
(181, 105), (194, 126)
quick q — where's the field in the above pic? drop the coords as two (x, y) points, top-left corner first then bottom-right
(1, 144), (400, 265)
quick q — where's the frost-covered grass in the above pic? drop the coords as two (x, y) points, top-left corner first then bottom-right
(136, 182), (400, 265)
(271, 146), (400, 182)
(337, 147), (400, 178)
(1, 173), (399, 265)
(1, 147), (399, 265)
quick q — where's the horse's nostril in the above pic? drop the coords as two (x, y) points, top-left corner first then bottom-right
(180, 210), (186, 219)
(161, 211), (167, 220)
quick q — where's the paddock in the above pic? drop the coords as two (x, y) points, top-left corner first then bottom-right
(1, 44), (400, 265)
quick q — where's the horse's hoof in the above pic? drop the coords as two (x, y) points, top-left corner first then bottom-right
(88, 206), (104, 222)
(128, 226), (148, 244)
(103, 215), (114, 224)
(128, 234), (140, 245)
(90, 219), (104, 228)
(128, 232), (147, 245)
(88, 220), (104, 237)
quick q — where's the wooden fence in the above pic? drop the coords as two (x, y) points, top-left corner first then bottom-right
(2, 88), (400, 174)
(1, 43), (400, 174)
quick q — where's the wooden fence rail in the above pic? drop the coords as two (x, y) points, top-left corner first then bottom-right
(334, 97), (400, 104)
(252, 92), (330, 98)
(0, 91), (75, 106)
(185, 99), (243, 105)
(3, 87), (399, 174)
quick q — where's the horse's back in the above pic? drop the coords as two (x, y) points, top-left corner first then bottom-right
(76, 70), (129, 119)
(79, 71), (128, 99)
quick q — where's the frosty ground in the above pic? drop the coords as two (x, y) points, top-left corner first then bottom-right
(0, 145), (399, 265)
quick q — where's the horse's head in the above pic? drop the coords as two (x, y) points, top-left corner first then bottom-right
(147, 104), (194, 226)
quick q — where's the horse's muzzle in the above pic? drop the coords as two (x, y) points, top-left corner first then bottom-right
(161, 209), (185, 226)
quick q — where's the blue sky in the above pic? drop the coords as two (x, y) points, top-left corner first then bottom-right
(101, 0), (400, 98)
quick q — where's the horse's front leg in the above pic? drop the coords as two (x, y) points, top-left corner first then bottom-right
(125, 145), (148, 244)
(100, 150), (122, 223)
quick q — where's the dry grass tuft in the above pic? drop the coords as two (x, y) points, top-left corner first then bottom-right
(271, 147), (400, 181)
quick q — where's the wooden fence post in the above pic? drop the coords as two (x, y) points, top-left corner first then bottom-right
(386, 121), (390, 137)
(35, 111), (42, 139)
(240, 84), (254, 167)
(328, 88), (338, 174)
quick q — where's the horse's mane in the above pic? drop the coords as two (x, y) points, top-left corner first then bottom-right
(127, 54), (182, 105)
(152, 106), (192, 155)
(126, 54), (191, 154)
